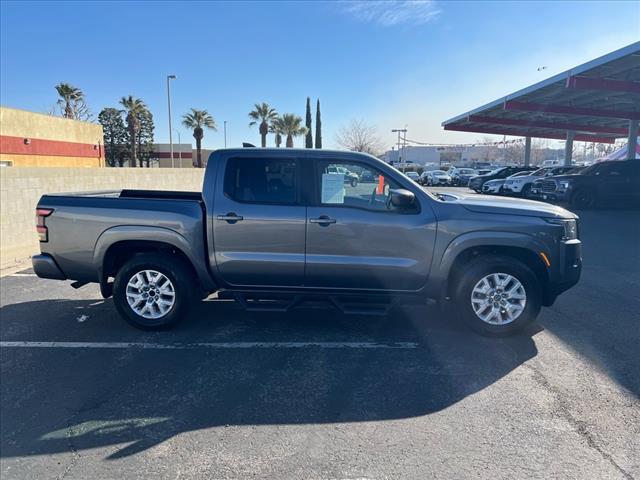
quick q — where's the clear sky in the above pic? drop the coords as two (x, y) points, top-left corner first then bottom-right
(1, 0), (638, 150)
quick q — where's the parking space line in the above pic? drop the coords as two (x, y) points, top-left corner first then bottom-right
(7, 273), (37, 277)
(0, 341), (418, 350)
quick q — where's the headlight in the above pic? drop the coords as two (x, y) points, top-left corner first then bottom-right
(513, 179), (523, 184)
(557, 180), (572, 191)
(545, 218), (578, 240)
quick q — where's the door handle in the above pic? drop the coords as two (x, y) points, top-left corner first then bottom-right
(309, 216), (336, 225)
(217, 213), (243, 223)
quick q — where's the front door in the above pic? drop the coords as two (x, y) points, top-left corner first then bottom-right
(305, 159), (436, 291)
(212, 156), (305, 287)
(598, 162), (640, 201)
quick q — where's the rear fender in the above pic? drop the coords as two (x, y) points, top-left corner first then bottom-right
(93, 226), (216, 293)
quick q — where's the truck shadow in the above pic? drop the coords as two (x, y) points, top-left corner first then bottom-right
(0, 298), (540, 460)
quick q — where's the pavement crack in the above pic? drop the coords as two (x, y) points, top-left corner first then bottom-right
(524, 362), (634, 480)
(55, 418), (80, 480)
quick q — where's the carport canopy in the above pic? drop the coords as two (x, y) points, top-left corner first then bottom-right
(442, 42), (640, 165)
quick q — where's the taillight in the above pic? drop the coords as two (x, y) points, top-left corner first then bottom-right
(36, 208), (54, 242)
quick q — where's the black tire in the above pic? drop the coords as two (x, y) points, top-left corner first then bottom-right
(453, 255), (541, 336)
(113, 253), (195, 330)
(571, 188), (596, 209)
(521, 184), (532, 198)
(350, 178), (358, 188)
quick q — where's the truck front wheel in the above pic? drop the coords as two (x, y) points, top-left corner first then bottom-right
(454, 255), (541, 336)
(113, 253), (194, 330)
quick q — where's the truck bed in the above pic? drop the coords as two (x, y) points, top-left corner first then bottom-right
(43, 189), (203, 202)
(36, 189), (208, 284)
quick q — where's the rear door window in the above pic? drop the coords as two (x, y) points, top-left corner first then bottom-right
(224, 157), (298, 204)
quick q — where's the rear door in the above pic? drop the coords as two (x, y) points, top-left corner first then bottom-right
(304, 158), (436, 291)
(212, 155), (305, 287)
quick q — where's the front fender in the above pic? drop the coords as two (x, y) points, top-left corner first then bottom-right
(427, 230), (550, 299)
(93, 225), (215, 292)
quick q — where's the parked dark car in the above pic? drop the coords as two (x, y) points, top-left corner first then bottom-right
(530, 166), (584, 199)
(535, 160), (640, 208)
(502, 166), (579, 198)
(449, 167), (477, 186)
(33, 149), (582, 336)
(468, 166), (536, 193)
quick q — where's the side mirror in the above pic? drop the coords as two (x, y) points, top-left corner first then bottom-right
(390, 188), (415, 208)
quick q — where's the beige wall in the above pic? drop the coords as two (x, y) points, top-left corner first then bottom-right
(0, 106), (104, 144)
(0, 106), (105, 167)
(0, 154), (102, 168)
(0, 167), (205, 269)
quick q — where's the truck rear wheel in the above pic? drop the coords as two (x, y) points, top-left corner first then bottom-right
(453, 255), (541, 336)
(113, 253), (194, 330)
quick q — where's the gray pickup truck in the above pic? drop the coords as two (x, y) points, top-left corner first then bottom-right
(33, 149), (582, 335)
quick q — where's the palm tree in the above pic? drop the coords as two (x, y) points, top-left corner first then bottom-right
(249, 102), (278, 148)
(269, 117), (283, 148)
(279, 113), (307, 148)
(55, 83), (84, 118)
(119, 96), (147, 167)
(182, 108), (217, 168)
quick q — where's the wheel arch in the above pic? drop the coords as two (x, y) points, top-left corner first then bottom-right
(435, 232), (552, 305)
(94, 226), (216, 298)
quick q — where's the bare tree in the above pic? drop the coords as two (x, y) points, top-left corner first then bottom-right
(504, 140), (524, 164)
(335, 119), (385, 156)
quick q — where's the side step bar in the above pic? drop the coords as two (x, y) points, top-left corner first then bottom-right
(217, 290), (400, 316)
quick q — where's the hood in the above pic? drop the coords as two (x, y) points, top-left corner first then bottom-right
(449, 193), (576, 218)
(547, 173), (583, 181)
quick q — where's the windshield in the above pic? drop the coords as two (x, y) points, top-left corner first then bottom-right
(459, 169), (475, 174)
(579, 163), (606, 175)
(432, 170), (447, 175)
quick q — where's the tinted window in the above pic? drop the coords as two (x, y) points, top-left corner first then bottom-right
(224, 158), (297, 204)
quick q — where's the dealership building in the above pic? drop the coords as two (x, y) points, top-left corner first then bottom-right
(0, 106), (105, 167)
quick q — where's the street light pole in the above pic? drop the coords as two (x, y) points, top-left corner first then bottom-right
(172, 129), (182, 167)
(166, 75), (176, 168)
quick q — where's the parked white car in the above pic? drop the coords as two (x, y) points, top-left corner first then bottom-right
(502, 166), (577, 197)
(420, 170), (452, 186)
(405, 171), (420, 182)
(481, 178), (506, 194)
(482, 171), (531, 195)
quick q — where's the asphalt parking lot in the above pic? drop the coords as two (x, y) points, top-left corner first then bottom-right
(1, 190), (639, 479)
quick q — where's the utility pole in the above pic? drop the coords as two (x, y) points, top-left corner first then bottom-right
(392, 128), (407, 171)
(166, 75), (177, 168)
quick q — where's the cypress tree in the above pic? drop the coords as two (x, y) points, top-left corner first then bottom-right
(305, 97), (313, 148)
(315, 99), (322, 149)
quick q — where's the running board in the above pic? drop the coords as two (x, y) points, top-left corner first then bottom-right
(218, 291), (397, 316)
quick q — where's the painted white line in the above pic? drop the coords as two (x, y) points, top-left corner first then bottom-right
(7, 273), (37, 277)
(0, 341), (418, 350)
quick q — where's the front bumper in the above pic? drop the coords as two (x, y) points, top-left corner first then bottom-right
(482, 184), (503, 194)
(544, 239), (582, 305)
(502, 183), (523, 193)
(537, 190), (571, 202)
(32, 253), (66, 280)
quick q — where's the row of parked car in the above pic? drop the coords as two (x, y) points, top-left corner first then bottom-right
(465, 160), (640, 208)
(412, 167), (491, 187)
